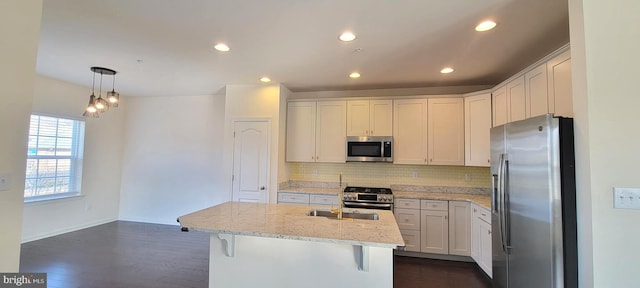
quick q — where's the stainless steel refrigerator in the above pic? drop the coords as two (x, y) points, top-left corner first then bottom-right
(491, 114), (578, 288)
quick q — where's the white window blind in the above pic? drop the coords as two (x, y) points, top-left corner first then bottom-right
(24, 114), (85, 201)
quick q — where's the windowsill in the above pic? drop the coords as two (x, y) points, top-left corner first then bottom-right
(24, 193), (84, 205)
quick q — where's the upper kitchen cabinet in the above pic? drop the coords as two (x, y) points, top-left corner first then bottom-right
(547, 50), (573, 117)
(492, 86), (508, 127)
(346, 99), (393, 136)
(507, 76), (526, 123)
(427, 98), (464, 166)
(393, 99), (427, 164)
(525, 63), (549, 118)
(286, 101), (346, 163)
(464, 93), (491, 167)
(286, 101), (316, 162)
(394, 97), (464, 166)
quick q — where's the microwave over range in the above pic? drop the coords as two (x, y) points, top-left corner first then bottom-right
(345, 136), (393, 163)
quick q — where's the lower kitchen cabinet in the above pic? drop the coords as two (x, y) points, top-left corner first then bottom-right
(399, 230), (421, 252)
(420, 200), (449, 254)
(471, 203), (492, 277)
(277, 192), (310, 204)
(449, 201), (471, 256)
(394, 199), (421, 252)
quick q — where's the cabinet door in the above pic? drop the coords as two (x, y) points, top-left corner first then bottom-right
(369, 100), (393, 136)
(394, 208), (421, 231)
(394, 99), (427, 164)
(526, 63), (549, 118)
(547, 50), (573, 117)
(315, 101), (347, 163)
(286, 102), (316, 162)
(464, 93), (491, 167)
(492, 86), (508, 127)
(471, 205), (481, 262)
(420, 209), (449, 254)
(449, 201), (471, 256)
(427, 98), (464, 166)
(507, 76), (526, 122)
(346, 100), (370, 136)
(479, 217), (493, 277)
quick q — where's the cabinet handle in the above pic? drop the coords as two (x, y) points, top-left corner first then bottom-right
(473, 208), (477, 212)
(371, 130), (373, 135)
(488, 230), (491, 235)
(444, 216), (448, 220)
(430, 158), (433, 163)
(481, 213), (487, 217)
(366, 130), (369, 135)
(488, 159), (491, 163)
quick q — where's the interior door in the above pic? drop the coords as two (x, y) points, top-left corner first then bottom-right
(232, 120), (270, 203)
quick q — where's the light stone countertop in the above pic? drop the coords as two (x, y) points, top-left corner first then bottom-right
(178, 201), (405, 248)
(394, 191), (491, 210)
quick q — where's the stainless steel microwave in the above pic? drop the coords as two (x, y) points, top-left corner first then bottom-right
(345, 136), (393, 162)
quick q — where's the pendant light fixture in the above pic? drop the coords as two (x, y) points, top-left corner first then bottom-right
(83, 67), (119, 118)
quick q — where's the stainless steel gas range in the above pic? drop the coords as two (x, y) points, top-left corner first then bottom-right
(342, 186), (394, 210)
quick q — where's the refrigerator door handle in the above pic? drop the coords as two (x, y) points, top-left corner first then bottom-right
(491, 173), (498, 213)
(497, 153), (507, 253)
(503, 155), (512, 252)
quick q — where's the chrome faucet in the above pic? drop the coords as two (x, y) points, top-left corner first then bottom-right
(331, 173), (344, 219)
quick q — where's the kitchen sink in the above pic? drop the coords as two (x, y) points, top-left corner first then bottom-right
(307, 209), (379, 220)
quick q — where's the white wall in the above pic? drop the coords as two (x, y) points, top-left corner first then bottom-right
(223, 84), (286, 204)
(119, 94), (226, 225)
(0, 0), (42, 271)
(22, 75), (125, 242)
(570, 0), (640, 286)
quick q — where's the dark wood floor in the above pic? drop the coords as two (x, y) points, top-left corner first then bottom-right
(20, 221), (491, 288)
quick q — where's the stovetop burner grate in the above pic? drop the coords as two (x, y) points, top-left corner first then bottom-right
(343, 186), (392, 194)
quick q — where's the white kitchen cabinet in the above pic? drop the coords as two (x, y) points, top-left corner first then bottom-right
(427, 98), (464, 166)
(315, 101), (347, 163)
(286, 101), (316, 162)
(346, 99), (392, 136)
(393, 99), (427, 164)
(525, 63), (549, 118)
(286, 101), (346, 163)
(277, 192), (310, 204)
(507, 75), (526, 123)
(464, 93), (491, 167)
(492, 86), (508, 127)
(420, 200), (449, 255)
(547, 50), (573, 118)
(309, 194), (339, 207)
(448, 201), (471, 256)
(395, 198), (421, 252)
(471, 203), (492, 277)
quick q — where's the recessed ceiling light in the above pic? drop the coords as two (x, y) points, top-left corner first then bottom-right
(475, 20), (497, 32)
(260, 77), (271, 83)
(339, 32), (356, 42)
(214, 43), (230, 52)
(349, 72), (361, 79)
(440, 67), (455, 74)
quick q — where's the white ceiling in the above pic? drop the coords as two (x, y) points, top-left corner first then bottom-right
(36, 0), (569, 97)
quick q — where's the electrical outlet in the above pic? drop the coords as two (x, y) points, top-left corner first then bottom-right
(465, 174), (472, 181)
(412, 171), (418, 178)
(0, 173), (10, 191)
(613, 187), (640, 210)
(313, 169), (318, 176)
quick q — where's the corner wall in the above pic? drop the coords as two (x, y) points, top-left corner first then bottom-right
(0, 0), (42, 271)
(21, 75), (126, 242)
(119, 94), (226, 225)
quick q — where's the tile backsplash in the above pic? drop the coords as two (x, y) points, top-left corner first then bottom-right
(288, 162), (491, 188)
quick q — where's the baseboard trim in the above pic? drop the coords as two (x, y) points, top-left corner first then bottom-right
(21, 217), (118, 243)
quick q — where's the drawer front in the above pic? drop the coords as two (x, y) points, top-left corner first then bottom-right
(395, 198), (420, 209)
(277, 193), (310, 204)
(399, 229), (421, 252)
(394, 208), (421, 231)
(474, 205), (491, 223)
(310, 194), (339, 206)
(421, 200), (448, 211)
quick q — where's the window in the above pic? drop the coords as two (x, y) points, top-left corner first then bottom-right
(24, 114), (85, 201)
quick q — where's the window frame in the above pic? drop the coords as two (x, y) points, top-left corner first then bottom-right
(24, 113), (86, 202)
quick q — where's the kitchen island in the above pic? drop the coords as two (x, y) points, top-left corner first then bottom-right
(178, 201), (404, 288)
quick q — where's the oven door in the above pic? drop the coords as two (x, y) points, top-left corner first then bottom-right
(343, 201), (393, 210)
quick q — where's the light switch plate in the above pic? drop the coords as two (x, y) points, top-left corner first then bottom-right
(613, 187), (640, 210)
(0, 173), (10, 191)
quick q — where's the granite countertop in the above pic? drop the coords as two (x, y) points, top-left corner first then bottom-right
(394, 191), (492, 210)
(178, 201), (405, 248)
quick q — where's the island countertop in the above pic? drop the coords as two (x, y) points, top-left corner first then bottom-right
(178, 201), (405, 248)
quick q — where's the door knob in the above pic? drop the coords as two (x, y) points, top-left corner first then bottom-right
(260, 186), (266, 190)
